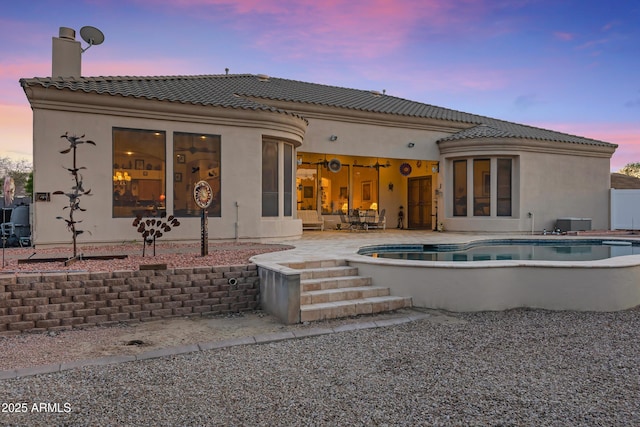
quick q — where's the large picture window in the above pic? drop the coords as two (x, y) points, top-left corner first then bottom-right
(113, 128), (166, 218)
(173, 132), (221, 217)
(451, 157), (515, 218)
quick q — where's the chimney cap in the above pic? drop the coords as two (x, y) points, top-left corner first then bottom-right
(58, 27), (76, 40)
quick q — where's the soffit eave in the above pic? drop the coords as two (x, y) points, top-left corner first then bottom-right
(438, 137), (617, 158)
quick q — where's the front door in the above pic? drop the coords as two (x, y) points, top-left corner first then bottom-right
(408, 176), (432, 229)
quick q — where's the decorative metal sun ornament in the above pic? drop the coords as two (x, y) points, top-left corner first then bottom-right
(193, 180), (213, 209)
(399, 162), (412, 176)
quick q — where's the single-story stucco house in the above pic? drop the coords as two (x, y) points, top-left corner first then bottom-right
(20, 28), (617, 246)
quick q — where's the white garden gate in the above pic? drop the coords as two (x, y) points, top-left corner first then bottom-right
(611, 189), (640, 230)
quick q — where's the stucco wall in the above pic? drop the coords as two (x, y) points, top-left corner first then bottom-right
(27, 86), (615, 242)
(29, 93), (305, 245)
(440, 138), (614, 233)
(349, 257), (640, 312)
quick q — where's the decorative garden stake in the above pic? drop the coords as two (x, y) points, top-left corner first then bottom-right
(53, 132), (95, 263)
(193, 180), (213, 256)
(133, 211), (180, 257)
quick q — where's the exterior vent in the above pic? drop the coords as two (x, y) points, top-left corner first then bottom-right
(257, 74), (270, 82)
(370, 90), (382, 97)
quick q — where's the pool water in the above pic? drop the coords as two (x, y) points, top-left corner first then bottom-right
(362, 239), (640, 262)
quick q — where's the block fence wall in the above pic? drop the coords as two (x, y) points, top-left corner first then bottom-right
(0, 264), (259, 336)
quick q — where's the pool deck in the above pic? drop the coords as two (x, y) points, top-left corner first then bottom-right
(254, 229), (640, 264)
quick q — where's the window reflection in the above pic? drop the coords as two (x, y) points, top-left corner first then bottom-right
(113, 128), (166, 218)
(474, 159), (490, 216)
(284, 144), (293, 217)
(262, 140), (279, 217)
(497, 158), (512, 216)
(173, 132), (221, 217)
(453, 160), (467, 216)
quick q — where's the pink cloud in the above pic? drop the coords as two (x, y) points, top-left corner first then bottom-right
(0, 104), (33, 160)
(534, 121), (640, 171)
(553, 31), (574, 41)
(601, 21), (619, 32)
(136, 0), (499, 60)
(0, 59), (50, 79)
(83, 58), (197, 77)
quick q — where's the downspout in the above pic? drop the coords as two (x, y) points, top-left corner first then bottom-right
(235, 201), (239, 242)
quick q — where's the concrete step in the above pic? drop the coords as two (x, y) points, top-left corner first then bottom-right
(291, 259), (412, 322)
(300, 296), (413, 322)
(299, 265), (359, 280)
(301, 276), (372, 292)
(301, 285), (391, 305)
(284, 259), (346, 270)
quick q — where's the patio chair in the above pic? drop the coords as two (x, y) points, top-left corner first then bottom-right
(338, 212), (352, 230)
(369, 208), (386, 230)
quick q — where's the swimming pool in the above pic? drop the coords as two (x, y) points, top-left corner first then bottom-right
(348, 238), (640, 312)
(359, 239), (640, 262)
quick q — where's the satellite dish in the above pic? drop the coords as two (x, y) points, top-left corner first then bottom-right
(80, 26), (105, 52)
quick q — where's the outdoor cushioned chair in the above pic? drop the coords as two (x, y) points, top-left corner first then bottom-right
(297, 210), (324, 231)
(368, 208), (386, 230)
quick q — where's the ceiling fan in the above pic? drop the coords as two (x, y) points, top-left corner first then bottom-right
(176, 141), (216, 155)
(353, 160), (391, 170)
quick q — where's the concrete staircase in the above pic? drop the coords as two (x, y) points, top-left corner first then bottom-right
(288, 259), (412, 322)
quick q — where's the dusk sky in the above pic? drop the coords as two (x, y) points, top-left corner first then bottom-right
(1, 0), (638, 171)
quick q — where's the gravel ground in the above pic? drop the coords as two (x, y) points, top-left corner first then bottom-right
(1, 308), (638, 426)
(0, 242), (292, 273)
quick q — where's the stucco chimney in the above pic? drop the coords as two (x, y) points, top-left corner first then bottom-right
(52, 27), (81, 78)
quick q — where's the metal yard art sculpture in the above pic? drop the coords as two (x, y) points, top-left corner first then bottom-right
(193, 180), (213, 256)
(132, 212), (180, 257)
(53, 132), (95, 261)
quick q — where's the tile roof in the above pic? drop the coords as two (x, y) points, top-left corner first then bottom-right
(20, 74), (616, 148)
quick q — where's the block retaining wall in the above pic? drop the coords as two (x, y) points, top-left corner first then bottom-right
(0, 264), (259, 336)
